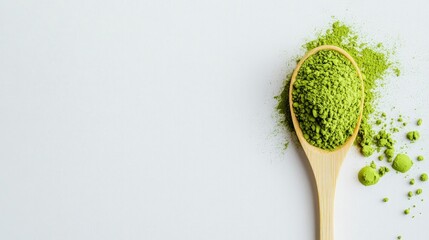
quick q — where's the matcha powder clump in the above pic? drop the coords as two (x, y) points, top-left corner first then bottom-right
(292, 50), (362, 150)
(358, 166), (380, 186)
(392, 154), (413, 173)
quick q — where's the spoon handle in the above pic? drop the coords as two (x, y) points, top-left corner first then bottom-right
(309, 158), (342, 240)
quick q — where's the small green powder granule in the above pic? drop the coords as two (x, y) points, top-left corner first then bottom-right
(410, 179), (415, 185)
(406, 131), (420, 142)
(385, 148), (395, 162)
(276, 21), (392, 155)
(417, 118), (422, 126)
(416, 189), (423, 195)
(361, 145), (374, 157)
(392, 154), (413, 173)
(417, 155), (424, 161)
(291, 50), (361, 150)
(420, 173), (428, 182)
(408, 191), (413, 198)
(404, 208), (410, 215)
(378, 166), (390, 177)
(394, 68), (401, 76)
(382, 197), (389, 202)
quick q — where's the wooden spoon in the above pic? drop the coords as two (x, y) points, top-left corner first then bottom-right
(289, 45), (364, 240)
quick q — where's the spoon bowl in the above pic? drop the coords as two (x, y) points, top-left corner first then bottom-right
(289, 45), (364, 240)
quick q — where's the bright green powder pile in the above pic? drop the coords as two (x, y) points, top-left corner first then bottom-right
(292, 50), (361, 150)
(276, 21), (391, 154)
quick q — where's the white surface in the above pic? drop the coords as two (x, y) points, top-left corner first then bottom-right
(1, 0), (429, 239)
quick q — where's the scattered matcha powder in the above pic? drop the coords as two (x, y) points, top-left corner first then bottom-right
(382, 197), (389, 202)
(410, 179), (415, 185)
(417, 155), (424, 161)
(417, 118), (422, 126)
(408, 191), (413, 198)
(416, 189), (423, 195)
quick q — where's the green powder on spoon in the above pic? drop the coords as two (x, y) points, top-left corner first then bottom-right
(276, 21), (392, 155)
(275, 20), (428, 238)
(292, 50), (362, 150)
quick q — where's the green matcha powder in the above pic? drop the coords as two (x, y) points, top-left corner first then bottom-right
(292, 50), (361, 150)
(276, 21), (427, 230)
(276, 21), (391, 154)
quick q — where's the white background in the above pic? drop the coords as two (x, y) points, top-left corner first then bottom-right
(1, 0), (429, 239)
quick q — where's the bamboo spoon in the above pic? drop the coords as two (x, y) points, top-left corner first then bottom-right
(289, 45), (364, 240)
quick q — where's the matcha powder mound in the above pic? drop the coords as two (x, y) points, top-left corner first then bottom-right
(358, 166), (380, 186)
(392, 154), (413, 173)
(291, 50), (362, 150)
(276, 21), (392, 154)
